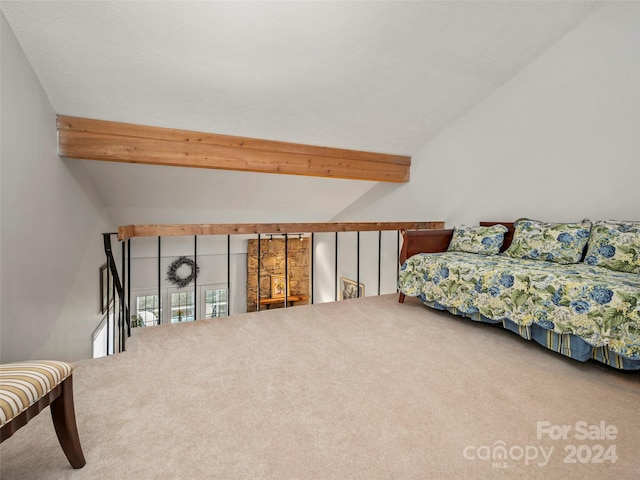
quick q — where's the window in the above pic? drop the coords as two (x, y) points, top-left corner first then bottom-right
(136, 294), (160, 327)
(134, 285), (226, 325)
(171, 291), (195, 323)
(205, 288), (228, 318)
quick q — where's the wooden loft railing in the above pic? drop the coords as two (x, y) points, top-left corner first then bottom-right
(99, 220), (444, 357)
(118, 221), (444, 241)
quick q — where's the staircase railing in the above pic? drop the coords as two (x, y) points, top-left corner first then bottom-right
(102, 232), (130, 354)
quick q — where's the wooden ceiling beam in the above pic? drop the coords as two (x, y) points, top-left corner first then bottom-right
(57, 116), (411, 183)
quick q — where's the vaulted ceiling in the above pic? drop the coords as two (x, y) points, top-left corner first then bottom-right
(1, 0), (604, 225)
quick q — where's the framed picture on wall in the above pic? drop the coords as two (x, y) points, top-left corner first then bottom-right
(340, 277), (364, 300)
(271, 275), (289, 298)
(100, 263), (109, 313)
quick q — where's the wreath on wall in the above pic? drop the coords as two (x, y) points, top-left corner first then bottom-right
(166, 256), (200, 289)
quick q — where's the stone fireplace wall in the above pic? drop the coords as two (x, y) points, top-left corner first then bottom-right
(246, 237), (310, 312)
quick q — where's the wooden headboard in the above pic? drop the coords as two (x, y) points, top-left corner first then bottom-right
(399, 222), (515, 266)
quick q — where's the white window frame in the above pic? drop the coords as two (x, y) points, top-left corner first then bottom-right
(132, 284), (230, 326)
(133, 290), (162, 327)
(202, 284), (229, 319)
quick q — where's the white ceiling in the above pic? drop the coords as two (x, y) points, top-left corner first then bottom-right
(1, 0), (604, 225)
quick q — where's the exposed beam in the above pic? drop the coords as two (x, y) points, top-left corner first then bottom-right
(57, 116), (411, 183)
(118, 221), (445, 241)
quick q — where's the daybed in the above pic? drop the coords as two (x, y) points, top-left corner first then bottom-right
(398, 219), (640, 370)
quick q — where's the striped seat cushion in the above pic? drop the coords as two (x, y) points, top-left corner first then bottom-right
(0, 361), (73, 426)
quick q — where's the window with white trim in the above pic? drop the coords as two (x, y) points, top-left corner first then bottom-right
(135, 294), (160, 327)
(205, 288), (228, 318)
(170, 291), (195, 323)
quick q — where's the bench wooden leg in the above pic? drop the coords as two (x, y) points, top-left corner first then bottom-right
(50, 375), (86, 469)
(398, 293), (405, 303)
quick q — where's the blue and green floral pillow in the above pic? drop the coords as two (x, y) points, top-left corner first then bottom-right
(583, 220), (640, 274)
(503, 218), (592, 264)
(447, 224), (508, 255)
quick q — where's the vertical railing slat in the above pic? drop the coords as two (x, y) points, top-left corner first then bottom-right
(311, 233), (315, 305)
(111, 264), (116, 353)
(106, 259), (110, 355)
(158, 236), (161, 325)
(194, 235), (198, 321)
(227, 234), (231, 316)
(377, 231), (382, 296)
(121, 239), (126, 352)
(397, 230), (401, 292)
(257, 234), (261, 312)
(284, 233), (289, 308)
(127, 238), (131, 337)
(356, 231), (360, 298)
(334, 232), (338, 302)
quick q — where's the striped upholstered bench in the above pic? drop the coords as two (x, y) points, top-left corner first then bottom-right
(0, 361), (86, 468)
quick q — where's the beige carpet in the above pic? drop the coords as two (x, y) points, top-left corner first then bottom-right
(1, 295), (639, 479)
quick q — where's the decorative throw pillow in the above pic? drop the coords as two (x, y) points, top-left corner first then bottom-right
(447, 224), (508, 255)
(583, 220), (640, 274)
(503, 218), (592, 264)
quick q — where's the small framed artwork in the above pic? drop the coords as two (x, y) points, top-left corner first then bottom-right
(340, 277), (364, 300)
(100, 263), (109, 313)
(271, 275), (289, 298)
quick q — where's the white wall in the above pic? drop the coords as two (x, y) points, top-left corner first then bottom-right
(334, 2), (640, 226)
(1, 13), (116, 362)
(128, 235), (248, 319)
(312, 231), (400, 303)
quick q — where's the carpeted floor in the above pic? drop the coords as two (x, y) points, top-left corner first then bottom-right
(1, 294), (639, 479)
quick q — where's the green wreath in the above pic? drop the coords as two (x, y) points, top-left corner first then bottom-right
(166, 256), (199, 289)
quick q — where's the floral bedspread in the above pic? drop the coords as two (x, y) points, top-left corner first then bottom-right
(399, 252), (640, 359)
